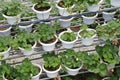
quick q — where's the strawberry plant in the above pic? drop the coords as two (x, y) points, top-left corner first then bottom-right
(35, 23), (60, 43)
(0, 36), (11, 52)
(79, 24), (96, 38)
(42, 52), (61, 71)
(31, 0), (50, 11)
(16, 58), (39, 80)
(60, 49), (82, 69)
(60, 32), (77, 41)
(0, 12), (4, 20)
(0, 0), (24, 16)
(96, 20), (120, 40)
(96, 40), (120, 65)
(79, 53), (108, 76)
(86, 0), (99, 5)
(12, 31), (36, 50)
(0, 60), (23, 80)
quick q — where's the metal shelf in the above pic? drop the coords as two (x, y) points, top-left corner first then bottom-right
(0, 2), (120, 80)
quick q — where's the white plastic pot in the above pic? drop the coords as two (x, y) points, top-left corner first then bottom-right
(82, 13), (98, 25)
(19, 23), (33, 33)
(19, 42), (37, 56)
(87, 4), (100, 12)
(56, 3), (75, 16)
(0, 47), (11, 59)
(32, 4), (52, 20)
(42, 65), (61, 78)
(32, 63), (42, 80)
(87, 0), (104, 12)
(3, 14), (20, 25)
(0, 27), (12, 36)
(78, 29), (96, 46)
(102, 11), (116, 21)
(64, 63), (83, 76)
(59, 17), (73, 28)
(39, 35), (58, 51)
(59, 31), (78, 49)
(111, 0), (120, 7)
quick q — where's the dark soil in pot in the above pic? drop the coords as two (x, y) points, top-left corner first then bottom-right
(34, 3), (50, 11)
(58, 1), (73, 8)
(41, 37), (57, 44)
(44, 65), (60, 71)
(70, 26), (80, 32)
(0, 22), (8, 25)
(0, 27), (8, 31)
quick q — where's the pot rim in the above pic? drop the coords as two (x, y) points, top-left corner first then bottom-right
(42, 65), (61, 73)
(64, 62), (83, 71)
(59, 31), (78, 43)
(82, 13), (98, 19)
(78, 28), (97, 39)
(39, 35), (58, 46)
(0, 26), (12, 32)
(32, 3), (52, 13)
(32, 63), (42, 79)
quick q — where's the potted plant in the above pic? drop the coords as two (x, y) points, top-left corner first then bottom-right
(42, 52), (61, 78)
(0, 36), (11, 59)
(82, 12), (98, 25)
(96, 40), (120, 70)
(31, 0), (52, 20)
(16, 58), (42, 80)
(12, 31), (37, 55)
(0, 0), (23, 24)
(80, 53), (108, 77)
(86, 0), (104, 12)
(56, 0), (76, 16)
(0, 26), (12, 37)
(59, 30), (78, 49)
(78, 24), (96, 45)
(60, 49), (83, 76)
(0, 60), (22, 80)
(59, 17), (73, 28)
(102, 4), (116, 21)
(0, 12), (12, 36)
(36, 23), (60, 51)
(96, 20), (120, 41)
(19, 6), (35, 33)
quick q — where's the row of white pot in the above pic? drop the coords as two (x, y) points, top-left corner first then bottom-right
(2, 63), (83, 80)
(0, 29), (96, 59)
(58, 10), (116, 28)
(0, 9), (116, 37)
(2, 0), (119, 25)
(2, 10), (116, 27)
(43, 63), (83, 78)
(0, 23), (33, 37)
